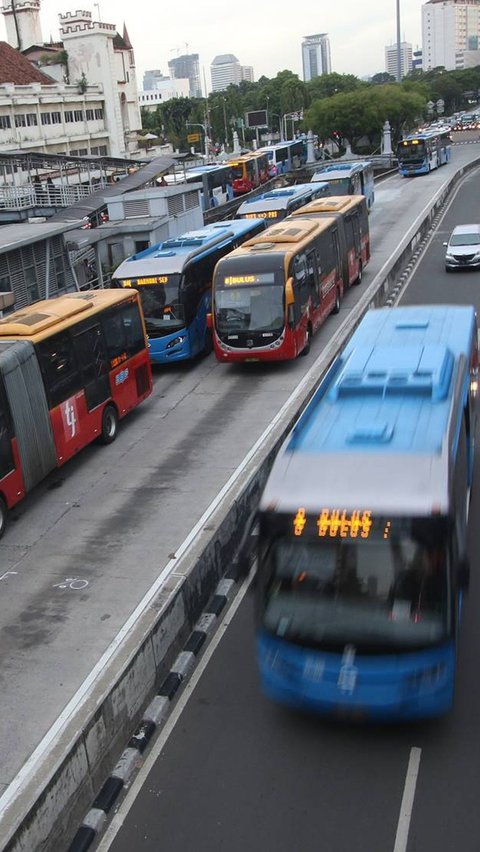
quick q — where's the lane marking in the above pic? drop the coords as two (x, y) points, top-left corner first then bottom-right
(393, 747), (422, 852)
(97, 571), (254, 850)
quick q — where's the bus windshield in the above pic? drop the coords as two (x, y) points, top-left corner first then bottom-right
(398, 142), (427, 163)
(325, 177), (350, 194)
(215, 274), (284, 334)
(261, 516), (450, 654)
(135, 277), (184, 333)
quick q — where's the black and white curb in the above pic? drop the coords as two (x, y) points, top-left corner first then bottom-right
(67, 576), (239, 852)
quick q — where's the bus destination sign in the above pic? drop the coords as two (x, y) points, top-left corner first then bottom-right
(122, 276), (170, 287)
(223, 273), (275, 286)
(292, 508), (391, 540)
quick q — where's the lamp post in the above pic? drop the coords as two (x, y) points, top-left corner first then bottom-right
(396, 0), (402, 82)
(222, 97), (228, 149)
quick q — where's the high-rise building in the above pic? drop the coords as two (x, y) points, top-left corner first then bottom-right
(422, 0), (480, 71)
(385, 41), (412, 79)
(143, 69), (166, 90)
(301, 33), (331, 81)
(168, 53), (201, 98)
(210, 54), (254, 92)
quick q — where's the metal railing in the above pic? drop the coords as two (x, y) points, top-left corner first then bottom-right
(0, 182), (104, 210)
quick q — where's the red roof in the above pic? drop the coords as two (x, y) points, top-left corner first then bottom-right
(0, 41), (54, 85)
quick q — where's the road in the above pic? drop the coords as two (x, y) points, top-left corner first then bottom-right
(97, 162), (480, 852)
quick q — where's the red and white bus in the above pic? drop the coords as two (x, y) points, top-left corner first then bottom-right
(291, 195), (370, 286)
(229, 152), (270, 196)
(211, 217), (346, 362)
(0, 289), (152, 535)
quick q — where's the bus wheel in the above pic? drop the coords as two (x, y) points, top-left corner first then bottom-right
(0, 496), (7, 539)
(301, 325), (312, 356)
(100, 404), (118, 445)
(332, 288), (341, 315)
(354, 262), (363, 285)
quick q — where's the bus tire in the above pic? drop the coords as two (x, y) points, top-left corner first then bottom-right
(332, 288), (341, 315)
(301, 325), (312, 356)
(0, 496), (7, 539)
(99, 404), (118, 445)
(354, 262), (363, 286)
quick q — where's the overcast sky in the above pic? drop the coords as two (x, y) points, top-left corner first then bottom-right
(0, 0), (425, 89)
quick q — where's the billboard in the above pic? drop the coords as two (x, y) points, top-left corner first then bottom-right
(245, 109), (268, 129)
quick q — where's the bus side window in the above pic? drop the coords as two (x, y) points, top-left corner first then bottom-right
(102, 303), (145, 362)
(37, 331), (82, 408)
(0, 376), (14, 478)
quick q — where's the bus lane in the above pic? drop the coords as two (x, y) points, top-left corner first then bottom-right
(99, 162), (480, 852)
(1, 145), (480, 846)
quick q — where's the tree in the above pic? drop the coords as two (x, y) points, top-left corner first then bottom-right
(371, 72), (396, 85)
(305, 84), (426, 150)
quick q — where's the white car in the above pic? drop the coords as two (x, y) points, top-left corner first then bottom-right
(444, 224), (480, 271)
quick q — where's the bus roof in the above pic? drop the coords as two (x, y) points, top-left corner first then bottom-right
(290, 194), (366, 217)
(260, 305), (476, 516)
(112, 219), (264, 280)
(402, 129), (449, 142)
(313, 161), (372, 178)
(0, 290), (138, 341)
(235, 183), (328, 215)
(242, 216), (337, 249)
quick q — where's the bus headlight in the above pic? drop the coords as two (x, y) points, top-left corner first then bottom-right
(166, 335), (186, 349)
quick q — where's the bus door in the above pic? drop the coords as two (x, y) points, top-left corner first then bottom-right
(182, 258), (213, 355)
(348, 212), (362, 282)
(291, 252), (311, 350)
(73, 323), (110, 412)
(351, 173), (362, 194)
(306, 248), (321, 320)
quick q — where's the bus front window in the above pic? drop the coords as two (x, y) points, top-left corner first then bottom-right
(325, 177), (350, 195)
(215, 282), (284, 334)
(261, 517), (450, 653)
(398, 142), (427, 163)
(136, 278), (185, 334)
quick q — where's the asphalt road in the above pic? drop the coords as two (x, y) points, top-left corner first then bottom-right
(98, 162), (480, 852)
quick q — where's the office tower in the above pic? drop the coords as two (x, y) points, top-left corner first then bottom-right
(301, 33), (331, 81)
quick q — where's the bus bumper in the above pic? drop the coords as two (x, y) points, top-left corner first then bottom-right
(256, 634), (456, 721)
(148, 333), (192, 364)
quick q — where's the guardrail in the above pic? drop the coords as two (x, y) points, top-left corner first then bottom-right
(0, 182), (104, 210)
(3, 153), (480, 852)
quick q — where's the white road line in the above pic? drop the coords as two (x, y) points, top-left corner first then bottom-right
(393, 747), (422, 852)
(97, 570), (254, 850)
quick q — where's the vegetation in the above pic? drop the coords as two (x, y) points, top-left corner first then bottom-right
(141, 66), (480, 154)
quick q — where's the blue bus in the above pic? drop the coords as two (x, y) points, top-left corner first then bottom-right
(235, 182), (331, 222)
(165, 163), (234, 210)
(397, 129), (451, 176)
(257, 140), (306, 176)
(255, 305), (478, 720)
(111, 219), (265, 364)
(311, 161), (375, 210)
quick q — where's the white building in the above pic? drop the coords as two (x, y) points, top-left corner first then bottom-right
(1, 1), (142, 157)
(0, 40), (108, 159)
(422, 0), (480, 71)
(59, 12), (141, 157)
(385, 41), (413, 79)
(139, 78), (190, 110)
(210, 54), (255, 92)
(302, 33), (332, 81)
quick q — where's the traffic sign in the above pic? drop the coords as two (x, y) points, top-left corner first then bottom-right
(187, 133), (201, 143)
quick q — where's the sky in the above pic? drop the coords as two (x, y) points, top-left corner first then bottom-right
(0, 0), (425, 89)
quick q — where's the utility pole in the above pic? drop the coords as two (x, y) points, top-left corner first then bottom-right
(396, 0), (402, 82)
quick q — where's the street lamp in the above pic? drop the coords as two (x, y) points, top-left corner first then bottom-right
(222, 97), (228, 150)
(396, 0), (402, 82)
(186, 121), (209, 159)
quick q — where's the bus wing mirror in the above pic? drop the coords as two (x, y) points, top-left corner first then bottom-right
(443, 242), (448, 247)
(206, 312), (213, 329)
(457, 556), (470, 591)
(285, 277), (295, 306)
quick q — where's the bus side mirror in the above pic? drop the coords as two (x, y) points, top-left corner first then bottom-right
(206, 312), (212, 329)
(285, 277), (295, 306)
(443, 242), (448, 247)
(457, 556), (470, 591)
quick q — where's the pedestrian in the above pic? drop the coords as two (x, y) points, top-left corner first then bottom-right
(33, 175), (43, 204)
(46, 177), (54, 204)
